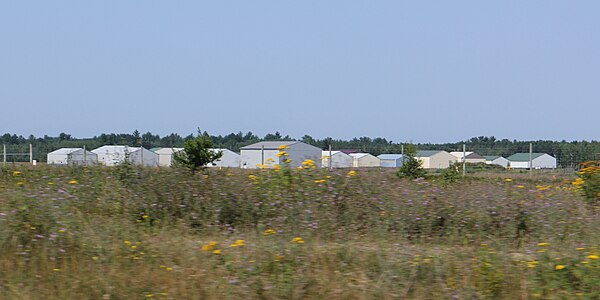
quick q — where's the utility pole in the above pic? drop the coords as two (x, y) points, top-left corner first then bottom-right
(3, 144), (5, 165)
(529, 143), (533, 176)
(83, 145), (87, 165)
(261, 145), (265, 167)
(29, 144), (33, 164)
(462, 143), (466, 177)
(401, 144), (405, 166)
(328, 144), (332, 170)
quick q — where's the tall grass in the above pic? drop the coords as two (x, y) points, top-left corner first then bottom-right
(0, 164), (598, 299)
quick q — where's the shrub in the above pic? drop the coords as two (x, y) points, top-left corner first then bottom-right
(576, 160), (600, 205)
(396, 156), (427, 179)
(441, 162), (462, 184)
(173, 130), (222, 172)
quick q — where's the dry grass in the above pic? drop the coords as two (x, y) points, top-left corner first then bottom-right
(0, 165), (598, 299)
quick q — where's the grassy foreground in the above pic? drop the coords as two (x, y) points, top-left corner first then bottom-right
(0, 164), (598, 299)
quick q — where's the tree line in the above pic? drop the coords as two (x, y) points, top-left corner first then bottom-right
(1, 132), (599, 167)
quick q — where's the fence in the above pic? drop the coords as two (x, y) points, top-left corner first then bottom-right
(2, 144), (33, 164)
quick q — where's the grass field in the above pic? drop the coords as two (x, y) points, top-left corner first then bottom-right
(0, 164), (598, 299)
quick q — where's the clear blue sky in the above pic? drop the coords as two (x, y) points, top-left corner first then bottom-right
(1, 1), (599, 143)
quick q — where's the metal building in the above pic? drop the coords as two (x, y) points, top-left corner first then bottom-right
(47, 148), (97, 165)
(240, 141), (322, 169)
(92, 145), (159, 167)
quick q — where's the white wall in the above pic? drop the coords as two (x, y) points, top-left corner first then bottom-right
(240, 149), (280, 169)
(488, 157), (509, 168)
(352, 154), (380, 167)
(429, 152), (457, 169)
(533, 154), (556, 169)
(129, 148), (159, 166)
(322, 152), (353, 168)
(207, 149), (241, 168)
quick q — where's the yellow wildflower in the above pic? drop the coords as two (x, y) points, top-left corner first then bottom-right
(517, 185), (525, 189)
(12, 171), (22, 177)
(571, 178), (585, 186)
(68, 179), (77, 184)
(263, 229), (276, 235)
(537, 242), (550, 247)
(301, 159), (317, 169)
(347, 170), (357, 177)
(292, 237), (304, 244)
(504, 178), (512, 182)
(277, 144), (289, 150)
(230, 239), (245, 247)
(201, 241), (218, 251)
(555, 264), (566, 270)
(276, 151), (288, 157)
(576, 247), (586, 251)
(53, 268), (61, 272)
(527, 261), (538, 268)
(124, 240), (131, 245)
(212, 249), (221, 255)
(587, 254), (599, 260)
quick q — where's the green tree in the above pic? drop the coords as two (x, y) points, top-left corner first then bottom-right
(396, 144), (426, 179)
(173, 131), (222, 172)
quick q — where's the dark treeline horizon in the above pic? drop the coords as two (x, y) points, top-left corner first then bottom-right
(1, 131), (599, 167)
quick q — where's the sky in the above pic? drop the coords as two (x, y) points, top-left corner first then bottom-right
(1, 1), (599, 143)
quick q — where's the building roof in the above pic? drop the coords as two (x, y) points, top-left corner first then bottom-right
(416, 150), (443, 157)
(240, 141), (299, 150)
(322, 150), (342, 156)
(484, 155), (504, 161)
(151, 147), (184, 154)
(240, 141), (321, 151)
(91, 145), (143, 154)
(210, 148), (239, 155)
(340, 149), (360, 154)
(507, 153), (547, 162)
(377, 154), (405, 160)
(349, 153), (376, 159)
(450, 151), (473, 157)
(450, 152), (485, 160)
(48, 148), (85, 155)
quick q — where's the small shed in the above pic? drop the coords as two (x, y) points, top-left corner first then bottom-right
(47, 148), (97, 166)
(321, 151), (353, 168)
(507, 153), (557, 169)
(92, 145), (159, 167)
(484, 156), (509, 168)
(416, 150), (457, 169)
(450, 152), (487, 164)
(207, 148), (241, 168)
(151, 147), (183, 167)
(240, 141), (322, 169)
(349, 153), (380, 168)
(377, 154), (408, 168)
